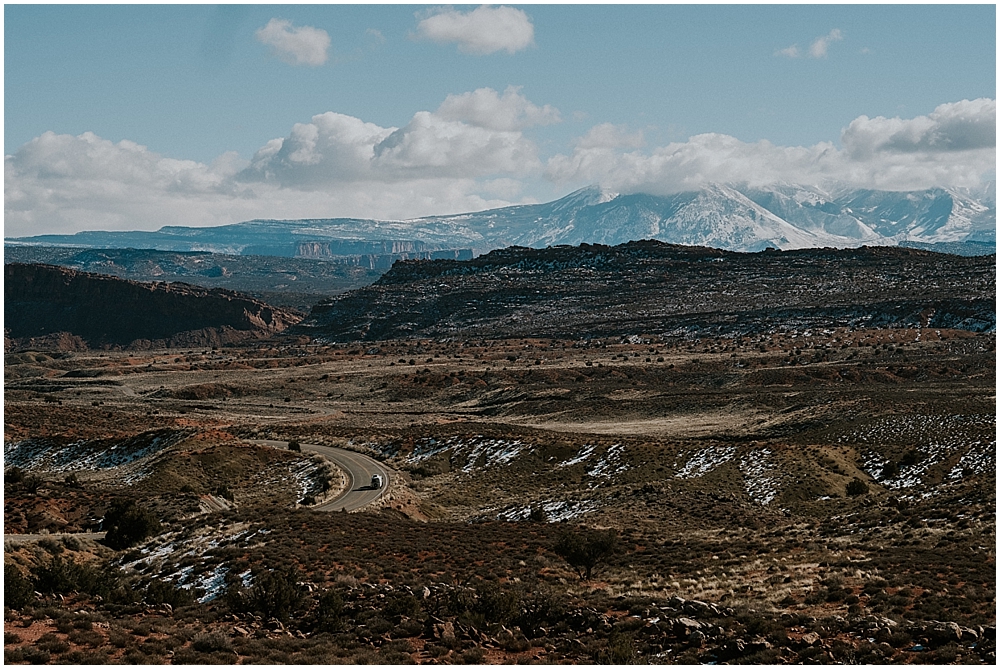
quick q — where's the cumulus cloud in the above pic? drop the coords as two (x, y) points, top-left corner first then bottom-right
(5, 87), (553, 236)
(842, 98), (996, 158)
(373, 111), (541, 178)
(774, 45), (801, 59)
(239, 112), (395, 187)
(6, 94), (994, 237)
(776, 28), (843, 59)
(255, 18), (330, 66)
(809, 28), (843, 58)
(237, 87), (546, 186)
(414, 5), (534, 55)
(4, 130), (518, 236)
(546, 99), (996, 194)
(436, 86), (560, 131)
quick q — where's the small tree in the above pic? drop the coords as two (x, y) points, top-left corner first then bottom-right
(554, 528), (618, 580)
(312, 588), (345, 633)
(288, 440), (302, 452)
(102, 499), (162, 550)
(528, 506), (548, 523)
(474, 582), (521, 625)
(226, 566), (304, 622)
(846, 478), (870, 497)
(5, 563), (34, 609)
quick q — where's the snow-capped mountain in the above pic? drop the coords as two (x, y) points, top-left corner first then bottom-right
(8, 183), (995, 256)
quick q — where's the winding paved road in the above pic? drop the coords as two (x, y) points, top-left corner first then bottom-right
(249, 439), (391, 512)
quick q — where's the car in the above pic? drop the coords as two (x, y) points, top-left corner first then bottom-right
(371, 474), (383, 489)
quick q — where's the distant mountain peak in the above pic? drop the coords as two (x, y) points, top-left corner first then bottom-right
(7, 182), (994, 257)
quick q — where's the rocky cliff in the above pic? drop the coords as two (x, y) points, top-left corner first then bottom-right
(5, 263), (301, 350)
(292, 241), (996, 342)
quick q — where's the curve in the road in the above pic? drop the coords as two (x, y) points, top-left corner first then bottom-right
(249, 439), (391, 512)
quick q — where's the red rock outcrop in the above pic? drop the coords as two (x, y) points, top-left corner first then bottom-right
(5, 263), (301, 350)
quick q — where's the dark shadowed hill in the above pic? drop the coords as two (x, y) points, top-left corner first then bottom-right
(292, 241), (996, 342)
(5, 263), (301, 350)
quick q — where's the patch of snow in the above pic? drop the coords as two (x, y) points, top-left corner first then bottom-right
(739, 449), (779, 505)
(3, 431), (187, 478)
(588, 443), (629, 480)
(675, 445), (737, 479)
(404, 435), (530, 472)
(559, 444), (597, 467)
(948, 440), (995, 480)
(195, 564), (229, 603)
(491, 498), (599, 523)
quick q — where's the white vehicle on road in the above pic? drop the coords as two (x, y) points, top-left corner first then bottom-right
(371, 474), (383, 489)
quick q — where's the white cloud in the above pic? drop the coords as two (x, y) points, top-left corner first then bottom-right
(239, 112), (395, 187)
(776, 28), (843, 59)
(6, 95), (994, 238)
(414, 5), (534, 55)
(841, 98), (996, 158)
(436, 86), (560, 131)
(255, 18), (330, 66)
(372, 111), (541, 178)
(546, 99), (996, 194)
(5, 88), (553, 236)
(237, 88), (545, 185)
(809, 28), (843, 58)
(775, 45), (800, 59)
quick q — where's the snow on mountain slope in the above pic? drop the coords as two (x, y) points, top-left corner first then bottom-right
(8, 184), (994, 255)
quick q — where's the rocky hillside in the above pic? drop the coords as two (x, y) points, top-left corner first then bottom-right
(4, 246), (384, 311)
(5, 263), (301, 350)
(293, 241), (996, 342)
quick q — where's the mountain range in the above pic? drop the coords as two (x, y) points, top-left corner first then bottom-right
(8, 182), (995, 256)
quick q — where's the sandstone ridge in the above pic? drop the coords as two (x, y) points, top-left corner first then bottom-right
(5, 263), (301, 350)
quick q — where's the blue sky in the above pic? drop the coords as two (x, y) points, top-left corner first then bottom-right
(5, 4), (996, 236)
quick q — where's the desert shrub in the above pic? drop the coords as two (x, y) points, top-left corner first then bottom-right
(107, 628), (135, 649)
(499, 630), (531, 653)
(515, 591), (562, 639)
(288, 441), (302, 452)
(5, 563), (35, 609)
(598, 629), (637, 664)
(191, 632), (233, 654)
(846, 478), (870, 497)
(473, 582), (521, 626)
(22, 475), (44, 495)
(32, 556), (80, 594)
(5, 466), (26, 486)
(12, 646), (51, 664)
(528, 506), (548, 523)
(461, 646), (485, 662)
(35, 632), (69, 655)
(554, 528), (618, 580)
(226, 566), (304, 622)
(143, 577), (196, 608)
(383, 592), (421, 619)
(67, 628), (105, 647)
(38, 537), (64, 555)
(103, 499), (162, 550)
